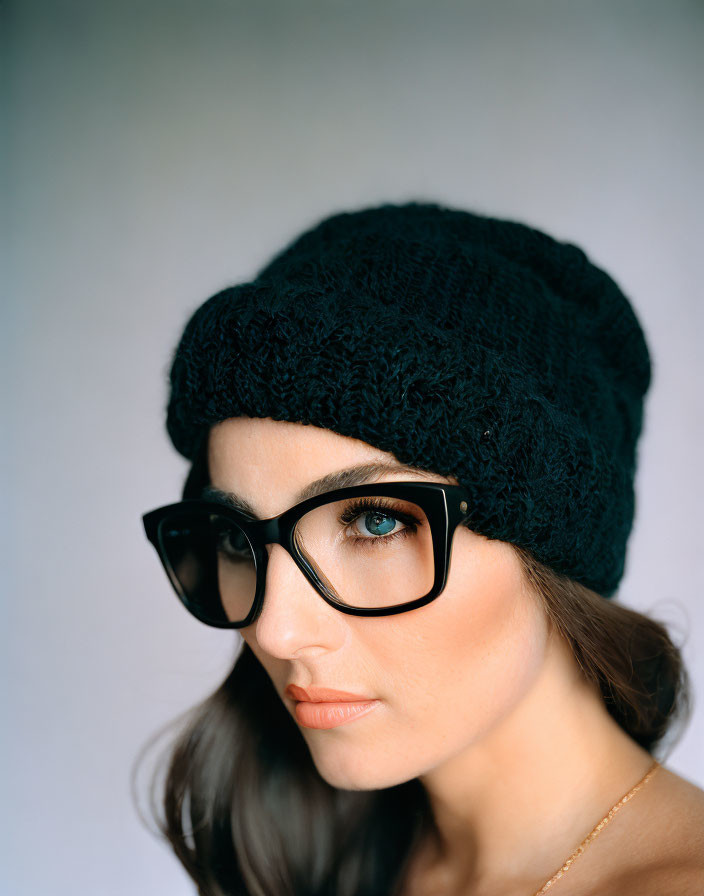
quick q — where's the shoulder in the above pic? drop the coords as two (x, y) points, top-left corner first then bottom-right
(609, 860), (704, 896)
(597, 765), (704, 896)
(651, 764), (704, 851)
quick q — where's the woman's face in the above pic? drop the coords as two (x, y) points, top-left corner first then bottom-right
(208, 416), (550, 791)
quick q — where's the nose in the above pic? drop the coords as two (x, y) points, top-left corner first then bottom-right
(250, 543), (347, 659)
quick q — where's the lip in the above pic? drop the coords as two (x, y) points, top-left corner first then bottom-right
(294, 699), (380, 730)
(285, 683), (375, 703)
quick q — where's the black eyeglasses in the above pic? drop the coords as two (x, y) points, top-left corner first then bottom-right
(142, 481), (474, 628)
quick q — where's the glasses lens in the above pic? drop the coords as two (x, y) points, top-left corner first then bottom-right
(157, 511), (257, 625)
(293, 493), (435, 609)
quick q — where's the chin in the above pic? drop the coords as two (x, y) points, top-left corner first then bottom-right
(315, 762), (413, 792)
(303, 737), (418, 791)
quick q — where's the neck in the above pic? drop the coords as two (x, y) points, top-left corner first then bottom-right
(412, 628), (654, 894)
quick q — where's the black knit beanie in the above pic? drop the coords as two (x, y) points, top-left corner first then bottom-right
(165, 201), (652, 599)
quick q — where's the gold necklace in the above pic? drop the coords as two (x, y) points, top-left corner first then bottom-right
(531, 759), (661, 895)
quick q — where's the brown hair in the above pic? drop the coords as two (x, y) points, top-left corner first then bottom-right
(513, 544), (692, 753)
(132, 445), (692, 895)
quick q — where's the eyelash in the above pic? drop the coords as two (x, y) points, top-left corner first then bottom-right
(337, 498), (422, 547)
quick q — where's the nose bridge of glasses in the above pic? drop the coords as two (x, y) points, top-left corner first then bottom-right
(245, 514), (346, 626)
(247, 516), (286, 549)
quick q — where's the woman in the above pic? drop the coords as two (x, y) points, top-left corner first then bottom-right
(138, 202), (704, 895)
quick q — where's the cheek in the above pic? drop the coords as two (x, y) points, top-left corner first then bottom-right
(361, 537), (548, 750)
(238, 538), (550, 790)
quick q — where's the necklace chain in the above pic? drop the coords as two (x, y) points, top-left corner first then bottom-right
(531, 759), (661, 895)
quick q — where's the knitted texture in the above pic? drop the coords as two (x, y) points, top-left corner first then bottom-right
(165, 201), (652, 598)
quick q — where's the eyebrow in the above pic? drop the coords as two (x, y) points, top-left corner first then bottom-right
(200, 461), (441, 518)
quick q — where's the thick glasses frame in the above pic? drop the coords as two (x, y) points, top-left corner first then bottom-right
(142, 481), (474, 629)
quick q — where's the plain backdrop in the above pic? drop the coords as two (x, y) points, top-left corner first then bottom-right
(3, 1), (703, 894)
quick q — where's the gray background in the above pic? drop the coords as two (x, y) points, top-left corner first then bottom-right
(4, 1), (703, 893)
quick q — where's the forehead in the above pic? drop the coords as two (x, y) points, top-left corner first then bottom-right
(208, 416), (407, 474)
(205, 416), (457, 518)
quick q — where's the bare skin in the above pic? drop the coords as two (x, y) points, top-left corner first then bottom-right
(207, 415), (704, 896)
(396, 763), (704, 896)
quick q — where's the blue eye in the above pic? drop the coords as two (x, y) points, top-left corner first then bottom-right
(354, 511), (402, 538)
(212, 522), (252, 561)
(338, 498), (421, 545)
